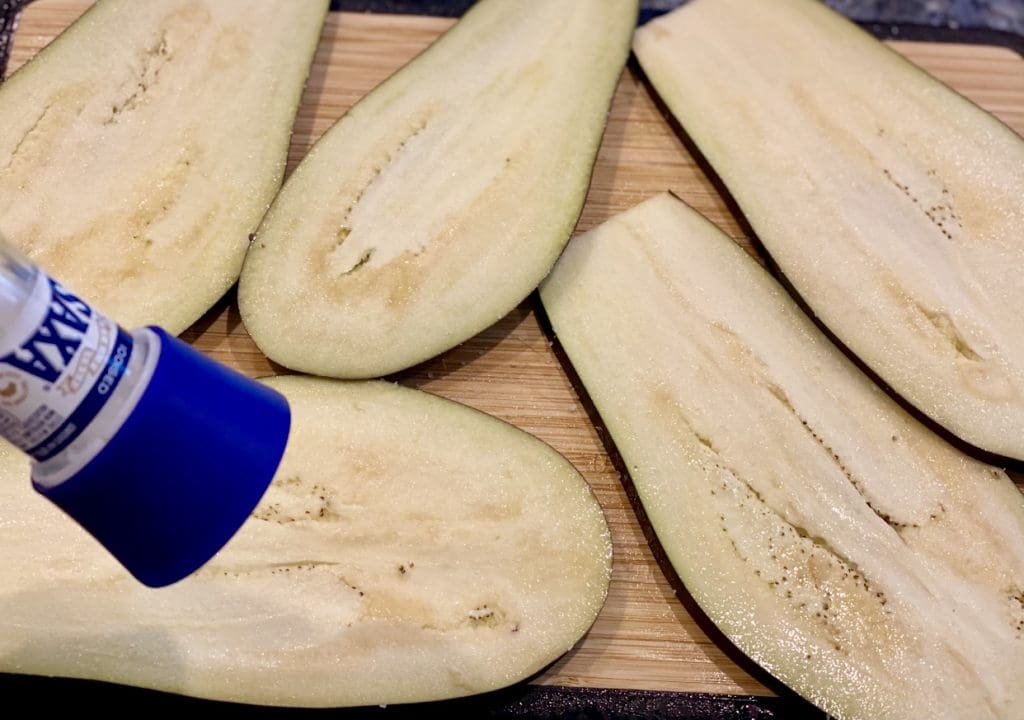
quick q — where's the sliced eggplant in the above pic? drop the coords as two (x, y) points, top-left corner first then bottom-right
(238, 0), (637, 379)
(539, 193), (1024, 720)
(0, 0), (327, 333)
(633, 0), (1024, 459)
(0, 376), (611, 706)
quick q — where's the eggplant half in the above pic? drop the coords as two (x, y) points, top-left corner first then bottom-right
(0, 0), (327, 332)
(541, 193), (1024, 720)
(634, 0), (1024, 459)
(0, 376), (611, 707)
(239, 0), (637, 378)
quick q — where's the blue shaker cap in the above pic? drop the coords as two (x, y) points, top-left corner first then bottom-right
(33, 327), (290, 587)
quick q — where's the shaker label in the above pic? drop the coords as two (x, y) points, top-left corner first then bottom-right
(2, 277), (92, 383)
(0, 274), (132, 459)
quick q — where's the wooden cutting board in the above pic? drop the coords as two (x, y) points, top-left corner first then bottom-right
(8, 0), (1024, 702)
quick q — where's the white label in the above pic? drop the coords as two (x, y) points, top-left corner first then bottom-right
(0, 273), (132, 460)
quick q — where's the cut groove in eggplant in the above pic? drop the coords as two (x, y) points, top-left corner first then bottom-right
(0, 376), (611, 707)
(633, 0), (1024, 460)
(238, 0), (637, 379)
(0, 0), (327, 333)
(540, 193), (1024, 720)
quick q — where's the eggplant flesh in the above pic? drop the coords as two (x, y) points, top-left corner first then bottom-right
(540, 193), (1024, 720)
(0, 377), (611, 707)
(239, 0), (637, 379)
(633, 0), (1024, 460)
(0, 0), (327, 333)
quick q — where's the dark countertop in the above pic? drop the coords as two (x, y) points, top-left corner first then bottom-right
(330, 0), (1024, 36)
(826, 0), (1024, 35)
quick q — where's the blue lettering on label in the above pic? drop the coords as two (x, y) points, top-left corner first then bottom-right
(26, 328), (133, 461)
(0, 278), (92, 383)
(97, 342), (129, 395)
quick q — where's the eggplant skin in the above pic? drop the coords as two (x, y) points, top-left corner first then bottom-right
(634, 0), (1024, 460)
(0, 376), (611, 707)
(541, 193), (1024, 720)
(0, 0), (328, 334)
(238, 0), (638, 379)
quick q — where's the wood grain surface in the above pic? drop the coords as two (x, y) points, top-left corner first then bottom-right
(8, 0), (1024, 699)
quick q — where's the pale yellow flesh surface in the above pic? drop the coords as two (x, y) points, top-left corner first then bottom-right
(0, 0), (327, 333)
(0, 377), (611, 707)
(540, 193), (1024, 720)
(238, 0), (637, 379)
(633, 0), (1024, 459)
